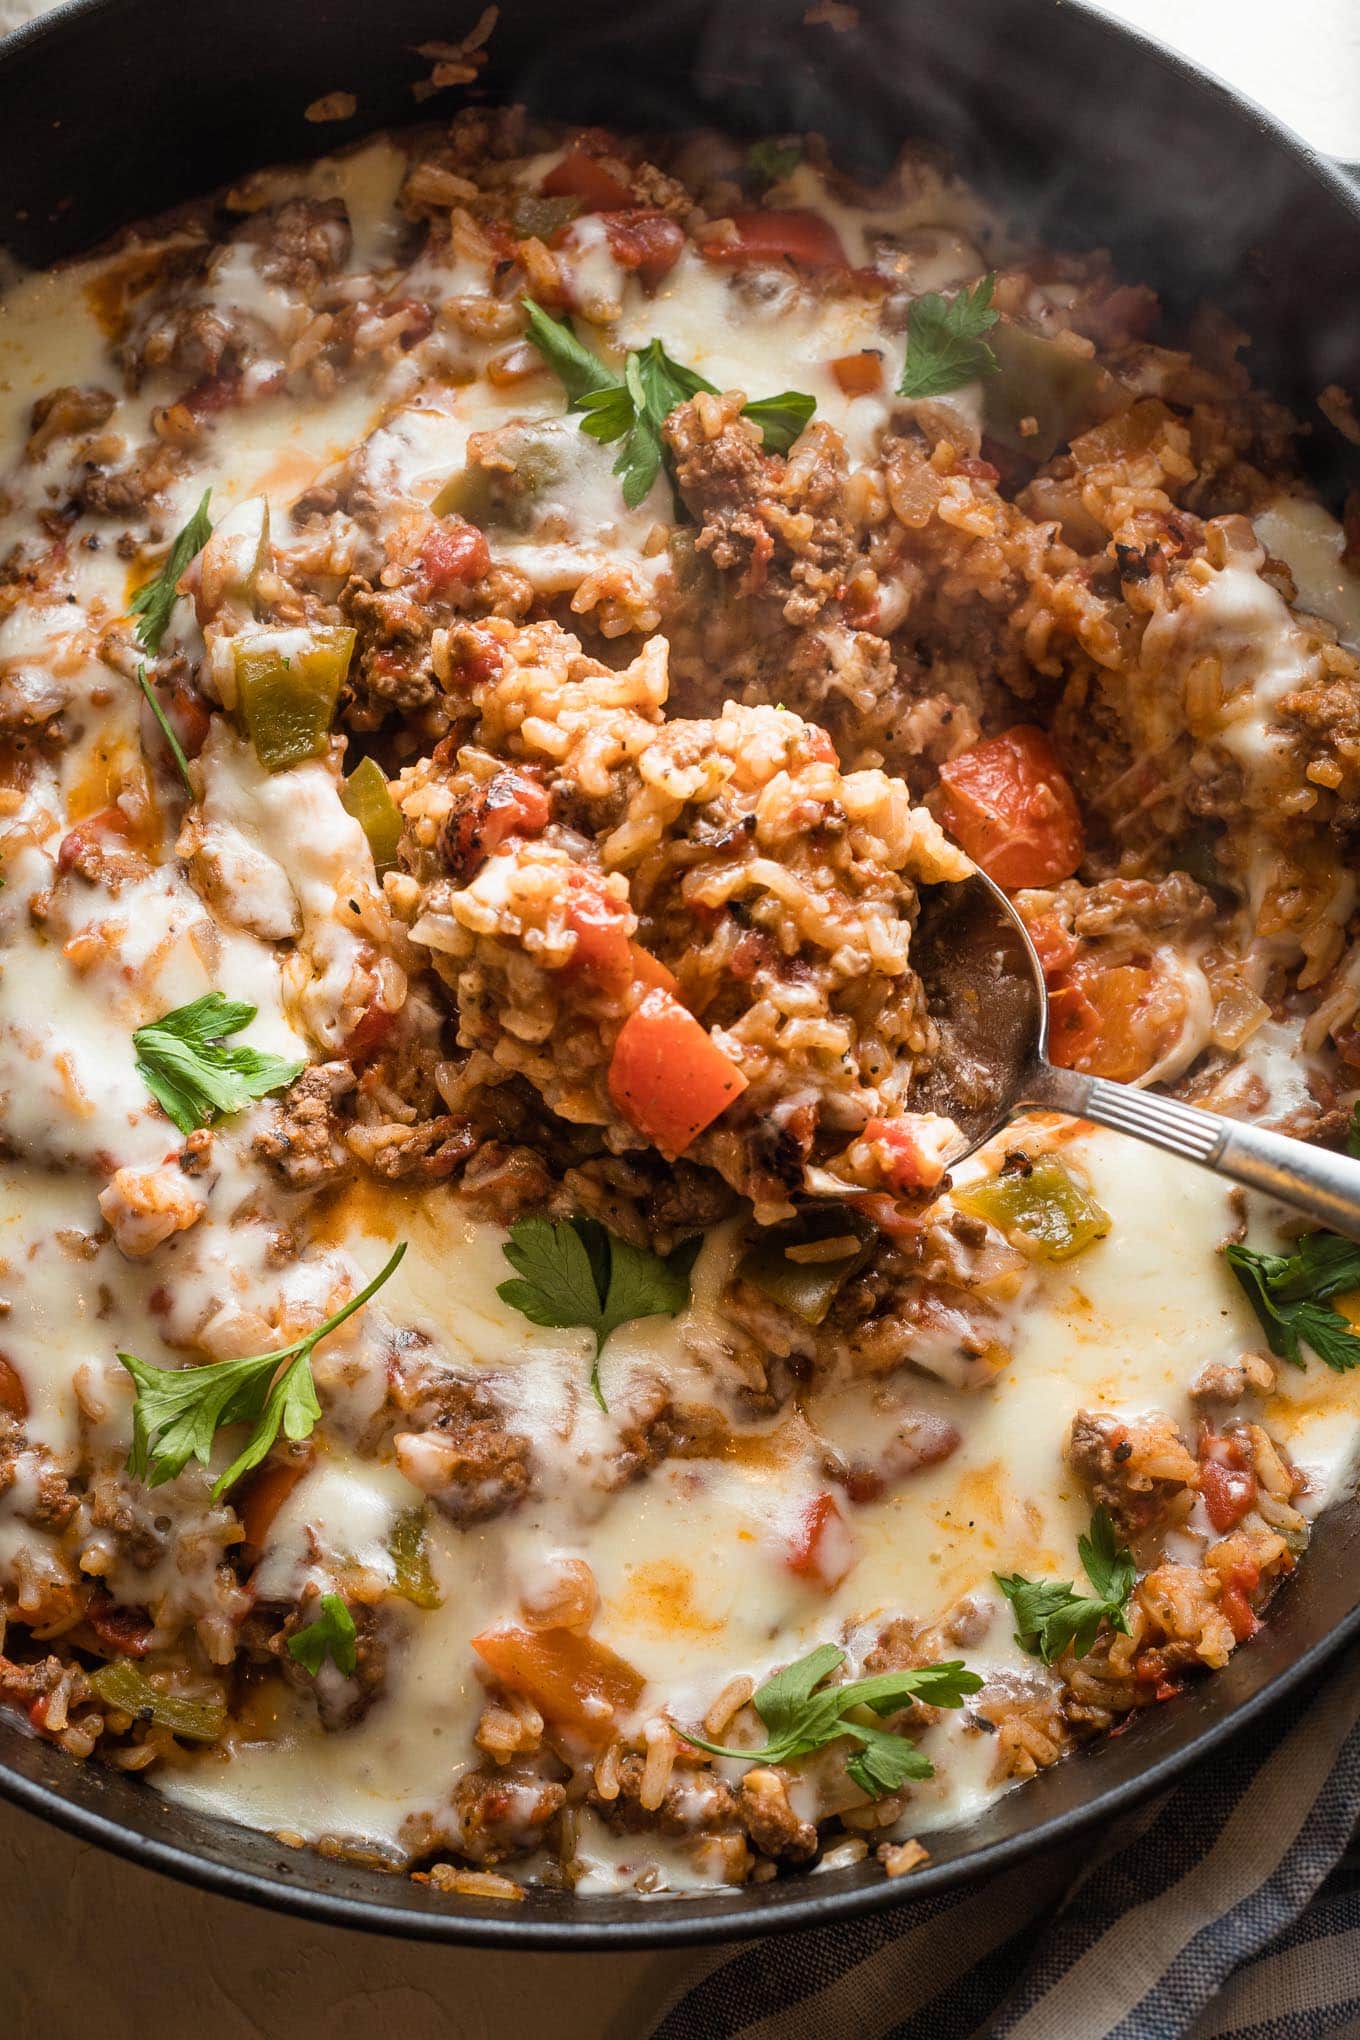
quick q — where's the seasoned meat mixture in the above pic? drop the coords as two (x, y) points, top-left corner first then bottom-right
(0, 98), (1356, 1903)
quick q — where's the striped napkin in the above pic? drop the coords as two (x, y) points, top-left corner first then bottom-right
(649, 1643), (1360, 2040)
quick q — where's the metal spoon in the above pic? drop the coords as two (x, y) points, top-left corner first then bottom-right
(910, 871), (1360, 1239)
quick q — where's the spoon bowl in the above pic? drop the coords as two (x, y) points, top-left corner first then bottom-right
(914, 871), (1360, 1239)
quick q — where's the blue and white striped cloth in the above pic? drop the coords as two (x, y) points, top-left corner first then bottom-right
(649, 1645), (1360, 2040)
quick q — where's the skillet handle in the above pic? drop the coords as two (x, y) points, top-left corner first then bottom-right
(1020, 1060), (1360, 1241)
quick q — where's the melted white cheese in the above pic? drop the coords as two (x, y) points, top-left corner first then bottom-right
(160, 1131), (1360, 1869)
(1255, 495), (1360, 652)
(0, 140), (1356, 1902)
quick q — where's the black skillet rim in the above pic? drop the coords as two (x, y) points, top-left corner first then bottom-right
(0, 0), (1358, 1950)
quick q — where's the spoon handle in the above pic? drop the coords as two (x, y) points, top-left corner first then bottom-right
(1021, 1060), (1360, 1239)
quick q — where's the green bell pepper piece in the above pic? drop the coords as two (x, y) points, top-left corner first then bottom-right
(738, 1207), (877, 1326)
(510, 193), (582, 239)
(953, 1155), (1110, 1262)
(389, 1505), (442, 1609)
(982, 322), (1105, 463)
(235, 625), (355, 773)
(89, 1659), (227, 1742)
(431, 420), (566, 531)
(341, 755), (402, 876)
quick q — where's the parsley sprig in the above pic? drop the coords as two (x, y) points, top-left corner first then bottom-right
(898, 274), (999, 399)
(995, 1507), (1137, 1665)
(1225, 1231), (1360, 1373)
(130, 489), (213, 655)
(523, 299), (815, 509)
(497, 1214), (700, 1410)
(118, 1243), (406, 1499)
(135, 661), (194, 793)
(133, 993), (304, 1137)
(677, 1643), (982, 1799)
(287, 1594), (358, 1678)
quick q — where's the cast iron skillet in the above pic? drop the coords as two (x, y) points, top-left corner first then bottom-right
(1, 0), (1359, 1950)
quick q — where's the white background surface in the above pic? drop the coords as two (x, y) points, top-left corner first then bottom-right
(1087, 0), (1360, 159)
(0, 1), (1354, 2035)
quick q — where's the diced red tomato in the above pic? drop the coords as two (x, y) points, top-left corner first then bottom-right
(863, 1115), (952, 1194)
(1048, 959), (1185, 1084)
(342, 998), (398, 1066)
(83, 1591), (154, 1659)
(0, 1356), (27, 1421)
(608, 988), (748, 1157)
(729, 928), (774, 983)
(443, 769), (551, 881)
(599, 210), (685, 287)
(181, 365), (243, 416)
(57, 805), (131, 874)
(1219, 1562), (1261, 1644)
(541, 147), (633, 211)
(559, 879), (679, 1002)
(562, 873), (635, 994)
(419, 517), (491, 594)
(848, 1192), (925, 1244)
(1045, 977), (1101, 1070)
(840, 576), (880, 631)
(784, 1492), (858, 1591)
(935, 725), (1085, 889)
(627, 942), (680, 999)
(160, 677), (211, 761)
(441, 624), (504, 693)
(701, 209), (849, 270)
(235, 1454), (312, 1554)
(1131, 1647), (1183, 1702)
(1023, 912), (1080, 980)
(955, 455), (1002, 485)
(1199, 1433), (1257, 1533)
(471, 1624), (645, 1746)
(829, 351), (883, 397)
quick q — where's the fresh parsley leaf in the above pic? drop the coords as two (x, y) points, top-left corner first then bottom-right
(753, 1641), (846, 1734)
(133, 992), (305, 1136)
(748, 139), (802, 188)
(287, 1593), (358, 1677)
(520, 298), (618, 404)
(741, 390), (817, 454)
(612, 351), (664, 508)
(135, 661), (193, 793)
(522, 302), (816, 507)
(1224, 1234), (1360, 1372)
(898, 274), (999, 399)
(605, 341), (714, 508)
(1348, 1102), (1360, 1161)
(130, 489), (213, 654)
(118, 1243), (405, 1499)
(845, 1721), (935, 1796)
(576, 380), (637, 443)
(632, 336), (717, 413)
(995, 1506), (1136, 1665)
(498, 1218), (604, 1338)
(497, 1215), (701, 1410)
(676, 1643), (982, 1799)
(1078, 1503), (1137, 1609)
(1269, 1231), (1360, 1304)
